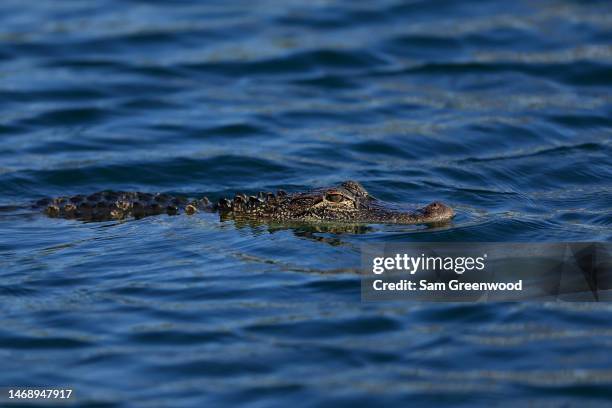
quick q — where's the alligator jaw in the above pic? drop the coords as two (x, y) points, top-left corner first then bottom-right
(292, 202), (455, 225)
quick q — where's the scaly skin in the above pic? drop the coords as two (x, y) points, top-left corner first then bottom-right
(34, 181), (455, 224)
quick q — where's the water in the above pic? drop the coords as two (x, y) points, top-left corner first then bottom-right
(0, 0), (611, 406)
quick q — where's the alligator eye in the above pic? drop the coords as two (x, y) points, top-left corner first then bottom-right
(325, 193), (344, 203)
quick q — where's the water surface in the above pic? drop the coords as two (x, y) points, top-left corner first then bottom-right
(0, 0), (611, 406)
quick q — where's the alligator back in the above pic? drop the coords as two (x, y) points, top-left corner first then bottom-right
(34, 191), (212, 221)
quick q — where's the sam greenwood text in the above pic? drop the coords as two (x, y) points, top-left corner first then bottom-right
(372, 279), (523, 291)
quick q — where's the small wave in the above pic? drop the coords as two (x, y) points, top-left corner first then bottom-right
(181, 49), (389, 77)
(458, 142), (605, 163)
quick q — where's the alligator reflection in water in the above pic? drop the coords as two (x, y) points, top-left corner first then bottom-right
(229, 216), (455, 246)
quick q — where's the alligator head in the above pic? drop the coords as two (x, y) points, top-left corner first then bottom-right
(217, 180), (454, 225)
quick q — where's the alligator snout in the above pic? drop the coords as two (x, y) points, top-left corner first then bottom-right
(419, 201), (455, 222)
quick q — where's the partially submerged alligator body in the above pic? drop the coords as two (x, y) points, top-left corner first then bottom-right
(34, 181), (454, 225)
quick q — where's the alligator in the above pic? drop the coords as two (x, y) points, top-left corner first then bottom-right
(32, 181), (455, 225)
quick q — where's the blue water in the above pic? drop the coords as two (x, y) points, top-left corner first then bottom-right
(1, 0), (611, 406)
